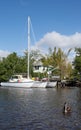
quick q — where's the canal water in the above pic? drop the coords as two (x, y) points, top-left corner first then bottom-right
(0, 87), (81, 130)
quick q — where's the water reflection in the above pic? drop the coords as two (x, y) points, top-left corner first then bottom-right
(0, 87), (81, 130)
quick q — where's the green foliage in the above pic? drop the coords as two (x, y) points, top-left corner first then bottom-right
(0, 52), (27, 81)
(73, 48), (81, 80)
(42, 47), (72, 80)
(0, 47), (72, 81)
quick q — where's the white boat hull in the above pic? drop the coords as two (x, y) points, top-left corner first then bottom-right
(33, 81), (47, 88)
(1, 80), (57, 88)
(1, 81), (48, 88)
(47, 81), (57, 88)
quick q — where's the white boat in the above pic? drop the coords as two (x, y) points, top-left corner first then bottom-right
(1, 74), (33, 88)
(33, 81), (47, 88)
(1, 17), (47, 88)
(1, 74), (47, 88)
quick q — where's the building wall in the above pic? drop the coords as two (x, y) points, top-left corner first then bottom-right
(33, 66), (47, 73)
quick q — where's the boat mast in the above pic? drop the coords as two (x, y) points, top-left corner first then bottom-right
(27, 16), (30, 79)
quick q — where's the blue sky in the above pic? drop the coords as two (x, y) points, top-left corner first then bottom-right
(0, 0), (81, 61)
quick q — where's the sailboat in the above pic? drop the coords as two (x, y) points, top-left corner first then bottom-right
(1, 16), (47, 88)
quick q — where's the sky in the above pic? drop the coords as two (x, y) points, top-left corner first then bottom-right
(0, 0), (81, 62)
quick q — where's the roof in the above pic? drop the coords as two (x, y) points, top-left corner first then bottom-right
(33, 60), (43, 66)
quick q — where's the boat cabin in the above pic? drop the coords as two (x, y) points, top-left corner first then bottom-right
(9, 75), (23, 82)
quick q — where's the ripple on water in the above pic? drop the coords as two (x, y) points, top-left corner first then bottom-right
(26, 120), (50, 130)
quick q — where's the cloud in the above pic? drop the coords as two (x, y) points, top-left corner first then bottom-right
(0, 50), (10, 58)
(33, 31), (81, 62)
(35, 31), (81, 50)
(0, 31), (81, 62)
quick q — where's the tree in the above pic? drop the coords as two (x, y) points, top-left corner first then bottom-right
(0, 52), (27, 81)
(73, 48), (81, 80)
(41, 47), (72, 80)
(0, 61), (7, 81)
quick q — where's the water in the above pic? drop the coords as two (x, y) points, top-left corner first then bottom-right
(0, 87), (81, 130)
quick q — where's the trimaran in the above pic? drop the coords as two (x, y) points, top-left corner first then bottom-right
(1, 16), (48, 88)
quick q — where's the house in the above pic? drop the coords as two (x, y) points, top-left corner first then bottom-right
(33, 60), (47, 73)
